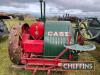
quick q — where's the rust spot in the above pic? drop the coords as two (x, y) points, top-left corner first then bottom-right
(13, 27), (17, 30)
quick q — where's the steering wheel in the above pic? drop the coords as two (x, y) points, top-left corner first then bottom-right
(79, 18), (100, 40)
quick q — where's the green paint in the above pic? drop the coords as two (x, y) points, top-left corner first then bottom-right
(44, 21), (75, 58)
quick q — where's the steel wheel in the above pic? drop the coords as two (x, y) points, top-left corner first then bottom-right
(8, 25), (22, 65)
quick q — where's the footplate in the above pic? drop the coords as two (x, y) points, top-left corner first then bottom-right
(11, 58), (68, 75)
(64, 44), (96, 51)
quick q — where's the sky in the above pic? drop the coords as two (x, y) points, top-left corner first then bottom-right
(0, 0), (100, 17)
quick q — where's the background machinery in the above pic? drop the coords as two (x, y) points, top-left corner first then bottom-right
(0, 14), (10, 38)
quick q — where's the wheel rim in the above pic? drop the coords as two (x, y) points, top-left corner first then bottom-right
(8, 25), (22, 65)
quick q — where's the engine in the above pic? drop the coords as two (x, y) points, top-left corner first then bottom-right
(20, 21), (77, 59)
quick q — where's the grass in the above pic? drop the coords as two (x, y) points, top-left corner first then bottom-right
(3, 19), (34, 31)
(0, 19), (100, 75)
(0, 19), (34, 75)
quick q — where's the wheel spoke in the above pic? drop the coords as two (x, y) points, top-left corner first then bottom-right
(79, 19), (100, 40)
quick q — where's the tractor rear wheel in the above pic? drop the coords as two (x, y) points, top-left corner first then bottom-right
(8, 25), (22, 65)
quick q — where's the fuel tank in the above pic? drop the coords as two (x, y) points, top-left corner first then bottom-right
(29, 21), (44, 40)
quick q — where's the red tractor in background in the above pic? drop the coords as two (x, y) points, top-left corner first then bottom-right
(8, 0), (96, 75)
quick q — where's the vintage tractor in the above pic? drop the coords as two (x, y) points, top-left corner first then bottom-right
(8, 0), (96, 75)
(0, 15), (10, 38)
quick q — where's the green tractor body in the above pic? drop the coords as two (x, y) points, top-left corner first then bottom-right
(44, 21), (75, 58)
